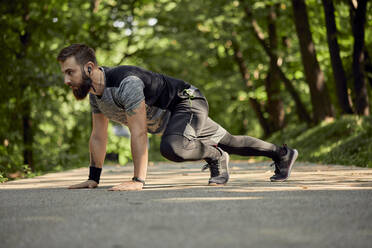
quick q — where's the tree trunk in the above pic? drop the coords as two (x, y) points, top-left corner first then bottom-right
(351, 0), (370, 115)
(266, 4), (285, 131)
(19, 6), (34, 171)
(291, 0), (334, 123)
(231, 35), (271, 136)
(22, 99), (33, 171)
(322, 0), (354, 114)
(239, 1), (312, 124)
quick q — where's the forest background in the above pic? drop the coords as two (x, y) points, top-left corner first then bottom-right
(0, 0), (371, 182)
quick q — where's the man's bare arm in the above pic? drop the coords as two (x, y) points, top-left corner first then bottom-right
(89, 113), (109, 168)
(127, 100), (148, 180)
(109, 100), (148, 191)
(69, 113), (108, 189)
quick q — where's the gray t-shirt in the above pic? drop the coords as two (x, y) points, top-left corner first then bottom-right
(89, 75), (171, 134)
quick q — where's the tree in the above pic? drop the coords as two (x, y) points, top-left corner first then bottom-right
(350, 0), (370, 115)
(18, 2), (34, 171)
(230, 32), (271, 136)
(265, 4), (285, 131)
(239, 1), (312, 124)
(0, 0), (119, 175)
(291, 0), (334, 123)
(322, 0), (354, 114)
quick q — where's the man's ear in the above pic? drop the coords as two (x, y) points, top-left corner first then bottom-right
(84, 62), (95, 75)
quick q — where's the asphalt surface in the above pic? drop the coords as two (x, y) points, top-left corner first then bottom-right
(1, 161), (371, 248)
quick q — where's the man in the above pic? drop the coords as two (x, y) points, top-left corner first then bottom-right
(58, 44), (298, 191)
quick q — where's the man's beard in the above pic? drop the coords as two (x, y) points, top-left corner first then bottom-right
(72, 72), (92, 100)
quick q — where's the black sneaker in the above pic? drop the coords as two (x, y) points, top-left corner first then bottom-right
(270, 144), (298, 182)
(202, 149), (230, 185)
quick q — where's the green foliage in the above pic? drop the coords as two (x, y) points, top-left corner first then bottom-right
(106, 124), (132, 165)
(33, 92), (91, 171)
(0, 0), (371, 182)
(268, 116), (372, 167)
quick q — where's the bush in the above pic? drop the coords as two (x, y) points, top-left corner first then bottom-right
(268, 115), (372, 167)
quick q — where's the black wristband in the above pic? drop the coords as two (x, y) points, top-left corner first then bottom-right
(132, 177), (145, 185)
(88, 166), (102, 184)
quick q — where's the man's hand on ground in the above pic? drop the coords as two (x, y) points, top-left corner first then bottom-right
(68, 180), (98, 189)
(108, 181), (143, 191)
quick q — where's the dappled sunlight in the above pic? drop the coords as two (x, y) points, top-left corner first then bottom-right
(1, 162), (371, 193)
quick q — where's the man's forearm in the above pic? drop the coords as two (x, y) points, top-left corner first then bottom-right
(89, 135), (107, 168)
(131, 132), (148, 180)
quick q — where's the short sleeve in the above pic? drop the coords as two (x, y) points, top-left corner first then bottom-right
(89, 93), (101, 113)
(114, 76), (145, 112)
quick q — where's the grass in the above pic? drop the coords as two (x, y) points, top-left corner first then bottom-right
(267, 115), (372, 167)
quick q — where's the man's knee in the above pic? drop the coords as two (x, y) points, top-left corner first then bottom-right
(160, 135), (185, 162)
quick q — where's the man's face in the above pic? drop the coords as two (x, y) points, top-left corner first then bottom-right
(59, 56), (92, 100)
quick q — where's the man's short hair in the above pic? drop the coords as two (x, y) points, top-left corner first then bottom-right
(57, 44), (97, 66)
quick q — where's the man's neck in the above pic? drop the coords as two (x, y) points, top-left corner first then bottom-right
(90, 68), (105, 96)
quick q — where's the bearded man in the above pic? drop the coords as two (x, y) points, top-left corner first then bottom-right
(58, 44), (298, 191)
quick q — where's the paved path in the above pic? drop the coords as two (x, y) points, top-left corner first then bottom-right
(1, 161), (371, 248)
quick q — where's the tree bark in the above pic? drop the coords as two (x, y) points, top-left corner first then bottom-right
(351, 0), (370, 115)
(22, 99), (33, 171)
(266, 4), (285, 131)
(291, 0), (334, 123)
(231, 35), (271, 136)
(239, 1), (312, 124)
(20, 5), (34, 171)
(322, 0), (354, 114)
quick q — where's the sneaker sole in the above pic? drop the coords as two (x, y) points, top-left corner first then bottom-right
(208, 182), (227, 186)
(270, 149), (298, 182)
